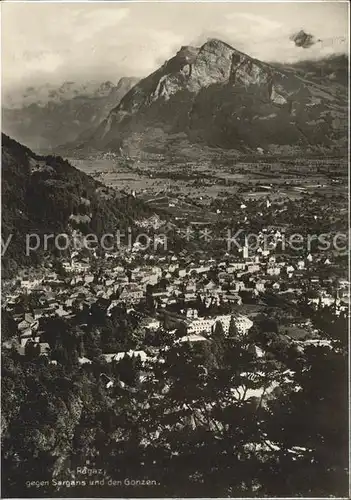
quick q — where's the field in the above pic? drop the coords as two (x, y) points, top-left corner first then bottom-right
(69, 153), (348, 226)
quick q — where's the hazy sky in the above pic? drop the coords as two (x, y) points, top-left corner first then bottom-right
(1, 1), (349, 91)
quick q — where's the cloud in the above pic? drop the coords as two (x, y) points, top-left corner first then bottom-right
(290, 30), (320, 49)
(73, 7), (130, 42)
(225, 12), (282, 34)
(1, 1), (348, 91)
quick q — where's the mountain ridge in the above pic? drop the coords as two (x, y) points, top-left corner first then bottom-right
(2, 77), (140, 152)
(78, 38), (347, 156)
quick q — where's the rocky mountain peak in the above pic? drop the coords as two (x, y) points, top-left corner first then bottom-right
(175, 45), (200, 64)
(200, 37), (237, 53)
(76, 39), (348, 154)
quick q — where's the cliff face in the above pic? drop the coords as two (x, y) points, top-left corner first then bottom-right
(87, 39), (347, 154)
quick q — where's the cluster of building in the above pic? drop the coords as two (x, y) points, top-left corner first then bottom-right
(3, 229), (348, 361)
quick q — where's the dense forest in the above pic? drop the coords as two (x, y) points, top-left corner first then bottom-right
(1, 307), (348, 498)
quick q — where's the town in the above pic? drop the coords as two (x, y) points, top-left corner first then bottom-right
(3, 207), (348, 376)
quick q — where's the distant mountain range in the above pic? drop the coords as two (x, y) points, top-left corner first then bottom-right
(75, 40), (348, 156)
(2, 78), (139, 152)
(2, 40), (347, 157)
(1, 134), (152, 277)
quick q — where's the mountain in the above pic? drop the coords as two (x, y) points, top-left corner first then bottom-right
(274, 54), (349, 87)
(3, 81), (116, 109)
(2, 78), (139, 153)
(80, 39), (347, 156)
(1, 134), (152, 277)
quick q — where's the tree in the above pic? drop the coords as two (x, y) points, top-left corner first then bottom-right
(262, 345), (348, 497)
(52, 258), (67, 278)
(1, 310), (18, 341)
(228, 315), (240, 338)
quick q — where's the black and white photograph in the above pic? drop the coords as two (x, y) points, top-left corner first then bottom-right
(1, 0), (349, 498)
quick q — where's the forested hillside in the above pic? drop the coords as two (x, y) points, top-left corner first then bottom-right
(1, 134), (153, 276)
